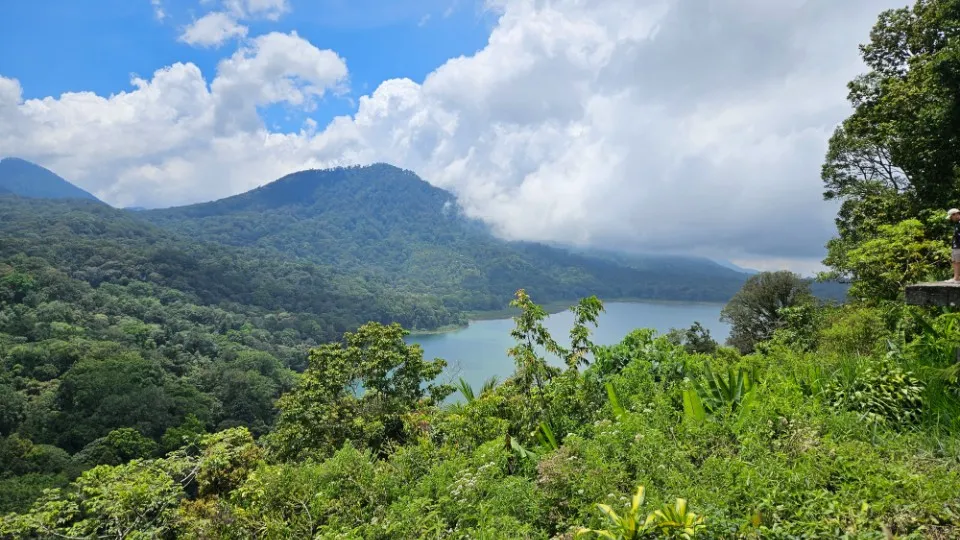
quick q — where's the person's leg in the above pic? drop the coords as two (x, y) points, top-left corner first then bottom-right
(949, 250), (960, 281)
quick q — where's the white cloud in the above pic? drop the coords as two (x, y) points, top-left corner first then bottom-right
(178, 0), (291, 49)
(179, 12), (248, 47)
(326, 0), (896, 263)
(151, 0), (166, 20)
(0, 0), (908, 269)
(225, 0), (289, 21)
(212, 31), (348, 132)
(0, 32), (349, 207)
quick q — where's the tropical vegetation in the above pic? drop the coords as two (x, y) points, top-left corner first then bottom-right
(3, 0), (960, 538)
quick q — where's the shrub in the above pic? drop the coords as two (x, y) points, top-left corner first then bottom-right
(824, 361), (924, 426)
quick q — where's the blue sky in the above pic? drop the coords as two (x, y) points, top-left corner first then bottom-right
(0, 0), (495, 130)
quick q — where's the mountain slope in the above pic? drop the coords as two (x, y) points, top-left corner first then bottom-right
(712, 259), (760, 275)
(142, 164), (753, 309)
(0, 196), (464, 337)
(568, 246), (848, 302)
(563, 246), (749, 279)
(0, 157), (102, 202)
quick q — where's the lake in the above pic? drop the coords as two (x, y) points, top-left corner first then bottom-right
(406, 301), (729, 394)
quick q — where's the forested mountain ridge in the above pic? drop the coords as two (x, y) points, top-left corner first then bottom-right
(142, 163), (754, 309)
(0, 196), (465, 335)
(0, 157), (101, 202)
(568, 246), (850, 302)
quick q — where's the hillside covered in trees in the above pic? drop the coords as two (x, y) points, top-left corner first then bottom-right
(0, 197), (465, 334)
(6, 0), (960, 537)
(140, 164), (754, 309)
(0, 158), (102, 203)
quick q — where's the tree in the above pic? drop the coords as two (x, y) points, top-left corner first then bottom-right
(73, 428), (159, 467)
(821, 0), (960, 284)
(720, 271), (814, 353)
(508, 290), (564, 398)
(0, 460), (182, 539)
(0, 384), (25, 436)
(842, 218), (948, 302)
(55, 352), (212, 452)
(0, 271), (35, 305)
(665, 322), (719, 355)
(268, 322), (452, 460)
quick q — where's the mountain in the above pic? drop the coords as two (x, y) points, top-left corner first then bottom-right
(712, 259), (760, 275)
(0, 157), (102, 202)
(564, 246), (751, 278)
(0, 196), (465, 338)
(141, 164), (755, 309)
(567, 246), (847, 302)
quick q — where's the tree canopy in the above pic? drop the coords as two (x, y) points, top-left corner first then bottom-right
(720, 271), (814, 353)
(821, 0), (960, 288)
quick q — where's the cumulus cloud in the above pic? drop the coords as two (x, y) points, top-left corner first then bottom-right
(335, 0), (906, 265)
(179, 12), (248, 47)
(0, 31), (349, 206)
(0, 0), (908, 269)
(179, 0), (290, 48)
(224, 0), (290, 21)
(213, 31), (349, 132)
(151, 0), (166, 20)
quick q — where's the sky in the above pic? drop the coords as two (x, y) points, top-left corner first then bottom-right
(0, 0), (909, 275)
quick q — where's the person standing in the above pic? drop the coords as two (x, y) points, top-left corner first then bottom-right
(949, 208), (960, 282)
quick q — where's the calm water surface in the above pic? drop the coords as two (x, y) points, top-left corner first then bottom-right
(406, 301), (729, 393)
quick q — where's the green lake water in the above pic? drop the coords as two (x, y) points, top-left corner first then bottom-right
(406, 301), (730, 394)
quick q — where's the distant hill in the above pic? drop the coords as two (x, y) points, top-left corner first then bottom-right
(0, 196), (465, 336)
(809, 280), (850, 302)
(712, 259), (760, 275)
(0, 157), (102, 202)
(567, 246), (847, 302)
(565, 246), (751, 278)
(141, 164), (755, 310)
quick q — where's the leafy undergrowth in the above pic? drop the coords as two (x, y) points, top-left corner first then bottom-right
(3, 292), (960, 539)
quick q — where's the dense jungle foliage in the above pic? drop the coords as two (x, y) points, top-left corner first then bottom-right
(3, 280), (960, 538)
(4, 0), (960, 537)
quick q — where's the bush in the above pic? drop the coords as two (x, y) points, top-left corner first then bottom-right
(819, 306), (890, 358)
(824, 360), (924, 426)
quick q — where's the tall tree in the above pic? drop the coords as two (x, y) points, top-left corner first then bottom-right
(822, 0), (960, 281)
(268, 322), (452, 460)
(720, 271), (814, 353)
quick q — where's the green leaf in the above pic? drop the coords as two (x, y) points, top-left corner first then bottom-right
(537, 421), (559, 451)
(605, 381), (627, 420)
(631, 485), (646, 515)
(596, 503), (622, 528)
(682, 388), (707, 423)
